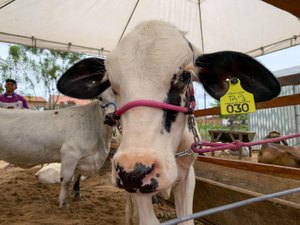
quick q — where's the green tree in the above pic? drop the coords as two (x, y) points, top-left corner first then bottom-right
(211, 100), (248, 131)
(0, 44), (84, 108)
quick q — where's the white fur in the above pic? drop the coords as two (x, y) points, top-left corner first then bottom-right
(106, 21), (197, 225)
(35, 163), (61, 184)
(61, 20), (278, 224)
(35, 163), (88, 184)
(0, 88), (114, 208)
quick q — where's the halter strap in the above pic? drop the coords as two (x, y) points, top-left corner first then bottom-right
(115, 84), (195, 116)
(115, 100), (190, 116)
(104, 84), (195, 127)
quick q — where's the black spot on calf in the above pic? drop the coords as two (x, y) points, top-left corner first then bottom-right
(115, 162), (158, 193)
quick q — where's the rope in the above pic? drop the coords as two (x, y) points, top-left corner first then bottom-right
(160, 187), (300, 225)
(115, 100), (189, 116)
(114, 84), (195, 117)
(192, 132), (300, 154)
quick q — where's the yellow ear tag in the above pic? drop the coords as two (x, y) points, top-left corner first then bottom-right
(220, 78), (256, 115)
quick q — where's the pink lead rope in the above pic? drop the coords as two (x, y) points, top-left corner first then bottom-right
(109, 84), (300, 155)
(192, 132), (300, 154)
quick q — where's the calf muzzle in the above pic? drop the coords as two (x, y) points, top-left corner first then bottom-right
(115, 162), (158, 193)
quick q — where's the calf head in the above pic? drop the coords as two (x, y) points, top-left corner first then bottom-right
(264, 130), (288, 145)
(57, 20), (280, 194)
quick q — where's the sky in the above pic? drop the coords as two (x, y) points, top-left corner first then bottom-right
(0, 42), (48, 98)
(1, 42), (300, 108)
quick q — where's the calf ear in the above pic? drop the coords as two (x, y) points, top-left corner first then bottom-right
(57, 57), (110, 99)
(195, 51), (281, 102)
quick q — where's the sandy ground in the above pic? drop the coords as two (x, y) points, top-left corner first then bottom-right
(208, 149), (259, 163)
(0, 150), (257, 225)
(0, 162), (125, 225)
(0, 160), (200, 225)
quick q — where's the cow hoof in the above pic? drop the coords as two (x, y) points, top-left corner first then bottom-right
(59, 202), (69, 209)
(73, 194), (81, 201)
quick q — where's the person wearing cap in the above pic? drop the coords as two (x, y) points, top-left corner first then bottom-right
(0, 79), (29, 109)
(0, 79), (29, 169)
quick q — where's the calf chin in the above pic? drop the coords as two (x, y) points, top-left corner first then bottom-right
(112, 149), (177, 193)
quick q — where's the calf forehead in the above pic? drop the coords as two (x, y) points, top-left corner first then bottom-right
(105, 21), (195, 133)
(106, 21), (191, 88)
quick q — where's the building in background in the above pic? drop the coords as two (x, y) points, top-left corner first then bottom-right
(24, 96), (47, 111)
(48, 95), (91, 109)
(249, 66), (300, 147)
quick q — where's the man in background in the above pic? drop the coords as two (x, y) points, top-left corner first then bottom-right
(0, 78), (29, 169)
(0, 78), (29, 109)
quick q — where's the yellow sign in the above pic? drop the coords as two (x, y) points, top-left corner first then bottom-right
(220, 78), (256, 115)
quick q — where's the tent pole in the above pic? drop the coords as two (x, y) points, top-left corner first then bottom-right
(0, 0), (15, 10)
(198, 0), (205, 52)
(118, 0), (140, 43)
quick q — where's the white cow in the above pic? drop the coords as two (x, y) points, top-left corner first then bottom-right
(0, 88), (114, 208)
(57, 21), (281, 224)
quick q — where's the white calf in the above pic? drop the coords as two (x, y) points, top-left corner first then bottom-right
(35, 163), (61, 184)
(57, 20), (281, 224)
(0, 89), (114, 208)
(35, 163), (88, 184)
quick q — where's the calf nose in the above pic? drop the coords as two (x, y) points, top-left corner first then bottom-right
(115, 162), (159, 193)
(113, 151), (163, 193)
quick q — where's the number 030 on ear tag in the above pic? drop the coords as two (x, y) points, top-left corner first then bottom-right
(220, 78), (256, 115)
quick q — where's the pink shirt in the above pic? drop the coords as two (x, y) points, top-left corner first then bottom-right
(0, 93), (29, 109)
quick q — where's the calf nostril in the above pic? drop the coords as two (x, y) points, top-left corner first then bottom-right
(116, 162), (154, 181)
(115, 162), (157, 192)
(134, 162), (154, 176)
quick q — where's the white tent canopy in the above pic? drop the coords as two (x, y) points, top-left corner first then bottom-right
(0, 0), (300, 57)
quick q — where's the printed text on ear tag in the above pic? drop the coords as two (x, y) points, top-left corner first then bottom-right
(220, 78), (256, 115)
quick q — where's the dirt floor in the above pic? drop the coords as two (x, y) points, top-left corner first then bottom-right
(207, 149), (259, 163)
(0, 151), (258, 225)
(0, 161), (125, 225)
(0, 160), (206, 225)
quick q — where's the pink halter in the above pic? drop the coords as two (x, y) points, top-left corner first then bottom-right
(115, 99), (190, 116)
(104, 85), (195, 126)
(115, 85), (195, 116)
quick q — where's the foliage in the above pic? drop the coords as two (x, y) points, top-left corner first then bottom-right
(197, 121), (249, 141)
(196, 99), (250, 141)
(210, 100), (248, 130)
(197, 123), (227, 141)
(0, 44), (84, 108)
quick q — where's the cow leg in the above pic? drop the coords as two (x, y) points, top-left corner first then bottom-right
(72, 170), (81, 201)
(172, 166), (195, 225)
(59, 152), (80, 208)
(125, 193), (139, 225)
(125, 194), (134, 225)
(134, 195), (159, 225)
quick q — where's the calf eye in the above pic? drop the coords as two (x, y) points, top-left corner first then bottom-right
(182, 71), (191, 82)
(112, 88), (118, 95)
